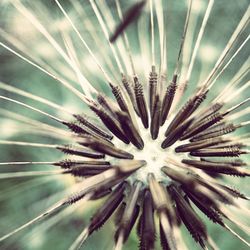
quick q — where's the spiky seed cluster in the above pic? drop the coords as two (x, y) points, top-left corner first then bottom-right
(0, 0), (249, 250)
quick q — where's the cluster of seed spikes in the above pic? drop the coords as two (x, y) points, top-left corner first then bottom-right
(0, 0), (250, 250)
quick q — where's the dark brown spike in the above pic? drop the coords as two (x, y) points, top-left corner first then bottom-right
(62, 121), (89, 135)
(115, 202), (126, 225)
(138, 190), (156, 250)
(181, 185), (220, 211)
(161, 118), (193, 148)
(216, 184), (248, 200)
(180, 112), (224, 140)
(162, 166), (195, 187)
(122, 74), (140, 116)
(57, 145), (105, 159)
(54, 159), (110, 169)
(160, 223), (171, 250)
(63, 168), (121, 205)
(73, 114), (113, 140)
(116, 159), (147, 176)
(67, 165), (111, 177)
(200, 158), (247, 167)
(190, 146), (242, 157)
(182, 159), (236, 169)
(79, 136), (134, 159)
(175, 137), (230, 152)
(110, 0), (146, 42)
(90, 188), (112, 200)
(97, 93), (118, 118)
(168, 185), (208, 248)
(114, 181), (142, 243)
(194, 102), (223, 123)
(116, 111), (144, 149)
(90, 102), (130, 144)
(191, 123), (237, 141)
(161, 74), (178, 126)
(184, 189), (225, 226)
(165, 90), (207, 137)
(110, 83), (129, 113)
(162, 167), (233, 205)
(88, 182), (126, 234)
(149, 65), (158, 116)
(148, 174), (176, 226)
(182, 159), (249, 177)
(148, 173), (169, 213)
(134, 76), (149, 128)
(150, 94), (161, 140)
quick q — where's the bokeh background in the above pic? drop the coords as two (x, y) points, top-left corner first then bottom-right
(0, 0), (249, 249)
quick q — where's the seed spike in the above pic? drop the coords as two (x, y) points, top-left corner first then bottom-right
(189, 146), (247, 157)
(116, 111), (144, 149)
(66, 165), (111, 177)
(57, 144), (105, 159)
(164, 90), (207, 137)
(181, 112), (224, 140)
(175, 137), (230, 152)
(121, 75), (140, 115)
(185, 190), (224, 226)
(159, 212), (177, 250)
(169, 185), (208, 248)
(138, 190), (156, 250)
(181, 97), (249, 140)
(55, 159), (110, 169)
(162, 118), (193, 148)
(150, 94), (161, 140)
(161, 74), (178, 125)
(89, 101), (129, 144)
(114, 182), (142, 246)
(149, 65), (158, 116)
(110, 83), (129, 113)
(134, 76), (149, 128)
(110, 0), (146, 43)
(191, 123), (237, 141)
(78, 136), (134, 159)
(70, 183), (126, 250)
(74, 114), (113, 140)
(182, 159), (250, 177)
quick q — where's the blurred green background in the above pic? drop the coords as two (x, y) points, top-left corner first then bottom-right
(0, 0), (249, 249)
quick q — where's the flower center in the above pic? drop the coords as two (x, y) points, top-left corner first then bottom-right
(122, 123), (173, 185)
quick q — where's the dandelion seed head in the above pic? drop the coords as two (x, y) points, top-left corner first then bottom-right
(0, 0), (249, 249)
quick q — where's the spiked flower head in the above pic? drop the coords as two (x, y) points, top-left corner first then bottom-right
(0, 0), (249, 249)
